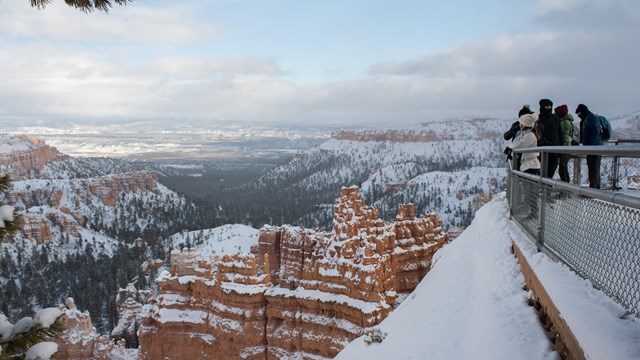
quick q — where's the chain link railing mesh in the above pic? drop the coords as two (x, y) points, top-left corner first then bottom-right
(541, 185), (640, 315)
(510, 174), (539, 239)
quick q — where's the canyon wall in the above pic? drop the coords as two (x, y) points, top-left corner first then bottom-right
(138, 186), (447, 359)
(0, 135), (69, 181)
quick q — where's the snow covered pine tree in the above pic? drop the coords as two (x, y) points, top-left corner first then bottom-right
(0, 174), (64, 359)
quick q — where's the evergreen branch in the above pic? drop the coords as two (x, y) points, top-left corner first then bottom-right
(30, 0), (132, 13)
(0, 175), (11, 194)
(1, 316), (65, 359)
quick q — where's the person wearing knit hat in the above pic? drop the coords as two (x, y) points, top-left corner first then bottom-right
(518, 113), (537, 128)
(506, 112), (540, 219)
(504, 104), (534, 142)
(506, 113), (540, 174)
(537, 98), (563, 179)
(554, 104), (575, 183)
(518, 104), (534, 118)
(539, 99), (553, 108)
(575, 103), (603, 188)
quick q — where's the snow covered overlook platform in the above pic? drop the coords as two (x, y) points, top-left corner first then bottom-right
(336, 193), (640, 360)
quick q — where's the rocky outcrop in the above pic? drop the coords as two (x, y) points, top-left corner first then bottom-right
(139, 251), (271, 360)
(0, 135), (69, 181)
(8, 171), (160, 243)
(111, 283), (152, 348)
(87, 172), (158, 207)
(55, 298), (126, 360)
(331, 117), (500, 143)
(138, 186), (447, 359)
(332, 130), (439, 143)
(21, 216), (53, 243)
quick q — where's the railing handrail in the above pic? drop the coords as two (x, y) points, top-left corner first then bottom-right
(512, 144), (640, 157)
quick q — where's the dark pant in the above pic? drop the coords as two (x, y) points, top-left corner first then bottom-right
(558, 154), (570, 182)
(586, 155), (601, 189)
(546, 153), (559, 179)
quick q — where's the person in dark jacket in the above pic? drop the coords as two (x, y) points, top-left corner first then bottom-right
(537, 99), (563, 178)
(554, 104), (574, 183)
(575, 103), (603, 189)
(504, 105), (534, 141)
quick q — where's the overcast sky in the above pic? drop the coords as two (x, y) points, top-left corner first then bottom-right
(0, 0), (638, 128)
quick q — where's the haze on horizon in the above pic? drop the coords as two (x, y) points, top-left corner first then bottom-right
(0, 0), (639, 129)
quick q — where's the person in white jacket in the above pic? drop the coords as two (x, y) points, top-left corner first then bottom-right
(507, 113), (540, 219)
(507, 113), (541, 175)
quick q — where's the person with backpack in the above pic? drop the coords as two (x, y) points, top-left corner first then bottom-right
(554, 104), (575, 183)
(536, 99), (563, 178)
(575, 103), (603, 189)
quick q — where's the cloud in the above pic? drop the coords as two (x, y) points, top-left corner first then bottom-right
(0, 0), (638, 127)
(365, 0), (640, 120)
(153, 57), (284, 80)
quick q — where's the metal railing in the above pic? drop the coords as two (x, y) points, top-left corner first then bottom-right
(508, 143), (640, 317)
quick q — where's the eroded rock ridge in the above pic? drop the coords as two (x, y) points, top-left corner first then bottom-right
(138, 186), (447, 359)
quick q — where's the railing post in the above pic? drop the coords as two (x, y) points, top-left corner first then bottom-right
(612, 156), (620, 190)
(507, 160), (512, 218)
(537, 151), (548, 251)
(572, 157), (581, 184)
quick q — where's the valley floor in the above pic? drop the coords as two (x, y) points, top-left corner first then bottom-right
(336, 192), (640, 360)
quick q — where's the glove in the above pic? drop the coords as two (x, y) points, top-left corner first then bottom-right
(503, 146), (513, 160)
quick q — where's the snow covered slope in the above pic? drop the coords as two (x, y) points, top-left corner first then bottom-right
(167, 224), (259, 259)
(336, 193), (640, 360)
(238, 112), (639, 231)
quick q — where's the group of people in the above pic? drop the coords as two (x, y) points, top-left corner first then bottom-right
(504, 98), (604, 189)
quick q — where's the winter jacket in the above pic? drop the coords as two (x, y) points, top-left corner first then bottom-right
(580, 112), (603, 146)
(559, 114), (575, 146)
(537, 109), (562, 146)
(507, 129), (540, 172)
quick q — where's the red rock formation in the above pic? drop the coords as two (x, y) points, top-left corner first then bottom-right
(138, 186), (447, 359)
(332, 130), (439, 143)
(21, 215), (53, 243)
(55, 298), (125, 360)
(0, 135), (69, 181)
(8, 171), (160, 243)
(139, 250), (271, 360)
(87, 172), (159, 207)
(111, 283), (153, 348)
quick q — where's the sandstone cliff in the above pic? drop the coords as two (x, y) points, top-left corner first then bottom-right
(0, 135), (69, 181)
(138, 186), (447, 359)
(9, 171), (161, 243)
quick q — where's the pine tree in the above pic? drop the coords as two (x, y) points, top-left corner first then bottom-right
(0, 175), (23, 243)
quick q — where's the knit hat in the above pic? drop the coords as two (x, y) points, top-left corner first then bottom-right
(518, 104), (534, 118)
(519, 113), (538, 128)
(575, 103), (589, 114)
(554, 104), (568, 118)
(539, 99), (553, 107)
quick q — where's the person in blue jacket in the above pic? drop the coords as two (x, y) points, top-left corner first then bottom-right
(575, 103), (603, 189)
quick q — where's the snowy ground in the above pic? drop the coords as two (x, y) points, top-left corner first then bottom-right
(168, 224), (259, 259)
(336, 192), (640, 360)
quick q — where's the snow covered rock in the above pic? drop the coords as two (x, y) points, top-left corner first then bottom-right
(25, 341), (58, 360)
